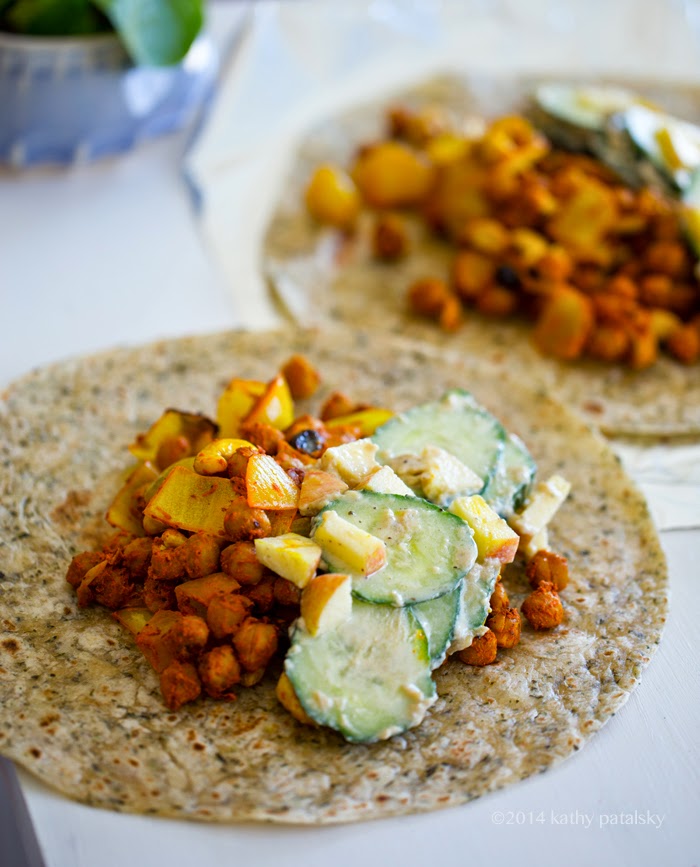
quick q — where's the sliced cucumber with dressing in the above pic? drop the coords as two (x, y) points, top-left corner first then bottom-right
(372, 390), (506, 493)
(286, 601), (436, 744)
(411, 582), (462, 668)
(482, 433), (536, 518)
(313, 490), (476, 606)
(448, 559), (501, 654)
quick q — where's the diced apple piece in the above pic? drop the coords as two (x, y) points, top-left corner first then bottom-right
(312, 510), (387, 576)
(320, 440), (380, 486)
(298, 469), (349, 516)
(420, 445), (483, 506)
(276, 672), (316, 725)
(144, 465), (239, 537)
(246, 453), (300, 510)
(113, 607), (153, 637)
(254, 533), (322, 589)
(244, 375), (295, 431)
(360, 465), (415, 496)
(510, 475), (571, 539)
(301, 573), (352, 636)
(175, 572), (241, 617)
(520, 527), (549, 561)
(449, 495), (519, 564)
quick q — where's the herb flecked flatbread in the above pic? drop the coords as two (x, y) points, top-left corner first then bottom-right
(0, 328), (667, 822)
(264, 74), (700, 438)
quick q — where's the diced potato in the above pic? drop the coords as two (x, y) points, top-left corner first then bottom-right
(312, 510), (387, 576)
(175, 572), (241, 617)
(305, 164), (360, 228)
(352, 141), (435, 208)
(449, 495), (519, 563)
(533, 286), (594, 360)
(359, 466), (415, 496)
(217, 378), (266, 438)
(254, 533), (322, 589)
(144, 465), (240, 537)
(298, 470), (349, 516)
(320, 440), (380, 487)
(301, 573), (352, 636)
(420, 445), (483, 506)
(510, 475), (571, 539)
(245, 453), (300, 510)
(135, 610), (182, 672)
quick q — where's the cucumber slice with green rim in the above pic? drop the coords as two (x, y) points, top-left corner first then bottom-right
(286, 601), (436, 744)
(482, 433), (536, 518)
(411, 582), (462, 668)
(448, 559), (502, 655)
(372, 390), (506, 493)
(313, 490), (476, 606)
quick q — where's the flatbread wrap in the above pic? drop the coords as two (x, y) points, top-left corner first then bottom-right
(0, 328), (667, 822)
(264, 74), (700, 437)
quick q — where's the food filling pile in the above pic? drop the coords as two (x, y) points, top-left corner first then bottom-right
(304, 84), (700, 367)
(67, 354), (571, 744)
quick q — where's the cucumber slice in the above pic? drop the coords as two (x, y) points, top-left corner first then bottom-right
(372, 390), (506, 492)
(448, 559), (501, 654)
(314, 490), (476, 606)
(482, 433), (536, 518)
(621, 105), (700, 192)
(411, 582), (462, 668)
(286, 601), (436, 743)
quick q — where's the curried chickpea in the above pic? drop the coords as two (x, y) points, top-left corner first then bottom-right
(159, 660), (201, 711)
(167, 615), (210, 660)
(206, 593), (253, 639)
(452, 251), (496, 301)
(407, 277), (451, 317)
(438, 294), (463, 332)
(233, 617), (279, 671)
(220, 541), (266, 586)
(666, 324), (700, 364)
(489, 579), (509, 611)
(319, 392), (355, 421)
(281, 354), (321, 400)
(521, 581), (564, 630)
(198, 645), (241, 698)
(457, 629), (498, 666)
(372, 212), (410, 260)
(526, 549), (569, 591)
(486, 606), (521, 648)
(223, 497), (271, 542)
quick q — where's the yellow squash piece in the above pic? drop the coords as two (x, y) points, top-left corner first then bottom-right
(113, 607), (153, 637)
(246, 453), (300, 510)
(144, 465), (240, 537)
(105, 461), (159, 536)
(128, 410), (217, 463)
(216, 378), (266, 437)
(244, 375), (295, 431)
(324, 408), (394, 436)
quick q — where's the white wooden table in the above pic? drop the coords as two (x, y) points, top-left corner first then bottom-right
(1, 3), (698, 865)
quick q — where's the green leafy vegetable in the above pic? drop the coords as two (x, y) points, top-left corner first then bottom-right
(0, 0), (203, 66)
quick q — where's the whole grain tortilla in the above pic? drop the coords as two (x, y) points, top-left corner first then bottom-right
(0, 327), (667, 823)
(263, 73), (700, 438)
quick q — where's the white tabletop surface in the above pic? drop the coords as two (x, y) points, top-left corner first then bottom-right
(1, 3), (699, 866)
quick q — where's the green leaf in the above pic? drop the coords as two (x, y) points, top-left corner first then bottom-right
(3, 0), (110, 35)
(91, 0), (203, 66)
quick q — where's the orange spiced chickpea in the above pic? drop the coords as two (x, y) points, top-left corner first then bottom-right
(486, 606), (521, 648)
(407, 277), (452, 317)
(526, 549), (569, 591)
(522, 581), (564, 630)
(159, 660), (202, 711)
(220, 541), (266, 586)
(281, 354), (321, 400)
(198, 645), (242, 699)
(457, 629), (498, 666)
(372, 212), (410, 261)
(489, 579), (510, 611)
(233, 618), (279, 671)
(223, 496), (271, 542)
